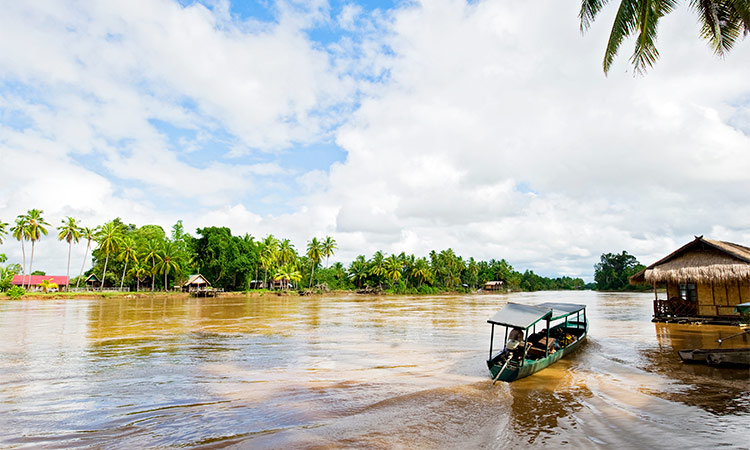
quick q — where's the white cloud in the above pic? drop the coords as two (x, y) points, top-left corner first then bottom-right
(2, 0), (749, 282)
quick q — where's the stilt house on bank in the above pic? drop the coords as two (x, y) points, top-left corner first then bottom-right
(630, 236), (750, 323)
(85, 274), (101, 290)
(182, 274), (211, 293)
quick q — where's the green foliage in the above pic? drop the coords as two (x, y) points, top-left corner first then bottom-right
(580, 0), (750, 74)
(30, 270), (45, 276)
(594, 251), (645, 291)
(192, 227), (258, 291)
(0, 221), (8, 244)
(7, 211), (598, 296)
(0, 263), (20, 291)
(6, 285), (25, 299)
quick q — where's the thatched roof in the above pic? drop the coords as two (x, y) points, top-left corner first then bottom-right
(630, 236), (750, 284)
(183, 274), (211, 286)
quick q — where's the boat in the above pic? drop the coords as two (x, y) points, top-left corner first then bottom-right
(486, 302), (588, 382)
(678, 347), (750, 367)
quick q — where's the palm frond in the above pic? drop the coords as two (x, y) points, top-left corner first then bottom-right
(580, 0), (611, 31)
(691, 0), (747, 54)
(630, 0), (677, 74)
(603, 0), (640, 73)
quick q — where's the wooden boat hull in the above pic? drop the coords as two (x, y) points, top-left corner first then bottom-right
(678, 348), (750, 367)
(487, 321), (588, 382)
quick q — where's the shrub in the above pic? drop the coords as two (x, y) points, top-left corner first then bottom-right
(6, 286), (25, 300)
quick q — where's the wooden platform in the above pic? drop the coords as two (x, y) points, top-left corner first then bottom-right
(188, 289), (222, 298)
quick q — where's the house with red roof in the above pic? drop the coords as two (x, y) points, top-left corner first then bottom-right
(12, 275), (69, 292)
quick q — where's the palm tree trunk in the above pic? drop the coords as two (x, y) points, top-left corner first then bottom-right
(76, 241), (91, 289)
(164, 271), (168, 292)
(66, 242), (72, 291)
(101, 253), (110, 291)
(309, 265), (315, 288)
(28, 241), (35, 290)
(151, 256), (156, 292)
(120, 261), (128, 290)
(20, 240), (26, 289)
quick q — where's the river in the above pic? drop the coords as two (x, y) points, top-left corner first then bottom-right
(0, 291), (748, 449)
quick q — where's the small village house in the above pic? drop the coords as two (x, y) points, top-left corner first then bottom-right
(182, 274), (211, 293)
(484, 280), (504, 291)
(630, 236), (750, 322)
(85, 274), (101, 290)
(12, 275), (69, 292)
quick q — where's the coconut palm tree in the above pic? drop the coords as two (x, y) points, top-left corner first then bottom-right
(384, 254), (403, 288)
(118, 237), (138, 290)
(128, 259), (149, 292)
(76, 227), (97, 289)
(156, 241), (182, 291)
(260, 235), (279, 288)
(25, 209), (49, 287)
(580, 0), (750, 74)
(0, 220), (8, 245)
(369, 251), (387, 288)
(57, 216), (82, 288)
(348, 255), (369, 288)
(411, 257), (433, 288)
(277, 239), (296, 267)
(142, 239), (162, 291)
(274, 263), (302, 290)
(96, 221), (123, 291)
(10, 215), (29, 288)
(322, 236), (336, 268)
(306, 237), (322, 288)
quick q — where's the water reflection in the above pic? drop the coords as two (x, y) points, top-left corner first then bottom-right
(0, 292), (747, 448)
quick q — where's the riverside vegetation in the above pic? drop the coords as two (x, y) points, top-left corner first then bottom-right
(0, 211), (645, 298)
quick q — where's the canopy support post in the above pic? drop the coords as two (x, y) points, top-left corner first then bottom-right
(489, 324), (495, 359)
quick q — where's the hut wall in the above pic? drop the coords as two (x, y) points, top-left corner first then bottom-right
(697, 283), (713, 305)
(726, 282), (740, 306)
(713, 282), (728, 306)
(741, 281), (750, 303)
(698, 304), (717, 316)
(666, 282), (680, 299)
(717, 306), (738, 316)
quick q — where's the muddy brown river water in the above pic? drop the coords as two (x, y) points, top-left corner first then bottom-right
(0, 291), (748, 449)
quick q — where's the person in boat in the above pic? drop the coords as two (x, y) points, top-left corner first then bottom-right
(506, 327), (527, 360)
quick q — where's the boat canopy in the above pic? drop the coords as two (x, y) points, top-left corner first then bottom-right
(487, 303), (552, 329)
(735, 302), (750, 314)
(534, 302), (586, 320)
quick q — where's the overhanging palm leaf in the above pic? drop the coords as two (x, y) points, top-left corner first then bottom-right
(581, 0), (749, 74)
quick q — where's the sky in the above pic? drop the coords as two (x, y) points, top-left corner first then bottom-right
(1, 0), (749, 281)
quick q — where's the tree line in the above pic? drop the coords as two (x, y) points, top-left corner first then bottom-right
(0, 211), (593, 294)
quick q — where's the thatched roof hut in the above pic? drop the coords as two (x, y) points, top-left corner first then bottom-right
(630, 237), (750, 284)
(631, 236), (750, 322)
(182, 274), (211, 292)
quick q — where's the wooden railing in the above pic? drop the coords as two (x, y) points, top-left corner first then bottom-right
(654, 297), (697, 318)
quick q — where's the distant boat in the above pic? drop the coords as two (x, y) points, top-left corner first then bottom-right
(678, 347), (750, 367)
(486, 302), (588, 383)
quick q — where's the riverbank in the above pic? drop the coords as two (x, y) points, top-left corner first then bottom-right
(12, 290), (305, 301)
